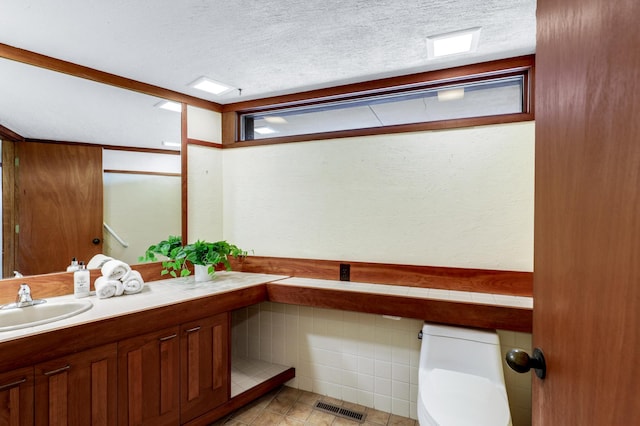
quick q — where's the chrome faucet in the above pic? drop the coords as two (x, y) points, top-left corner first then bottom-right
(16, 284), (34, 307)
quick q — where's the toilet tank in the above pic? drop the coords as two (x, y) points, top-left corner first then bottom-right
(420, 323), (505, 384)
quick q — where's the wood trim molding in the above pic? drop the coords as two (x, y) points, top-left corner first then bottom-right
(103, 170), (181, 177)
(0, 42), (221, 112)
(187, 139), (223, 149)
(230, 256), (532, 296)
(267, 284), (532, 332)
(25, 138), (180, 155)
(223, 55), (535, 113)
(181, 103), (188, 244)
(0, 124), (24, 142)
(224, 113), (534, 149)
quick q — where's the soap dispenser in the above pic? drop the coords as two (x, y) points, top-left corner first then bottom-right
(74, 261), (90, 298)
(67, 257), (79, 272)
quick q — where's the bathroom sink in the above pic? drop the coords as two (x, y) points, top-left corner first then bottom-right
(0, 299), (93, 332)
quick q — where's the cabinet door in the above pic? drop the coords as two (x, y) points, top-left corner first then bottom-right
(118, 326), (180, 426)
(0, 366), (34, 426)
(34, 343), (117, 426)
(180, 312), (229, 423)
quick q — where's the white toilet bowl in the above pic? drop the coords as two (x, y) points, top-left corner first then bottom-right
(417, 323), (512, 426)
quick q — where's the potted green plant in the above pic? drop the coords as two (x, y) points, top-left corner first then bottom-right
(139, 236), (247, 280)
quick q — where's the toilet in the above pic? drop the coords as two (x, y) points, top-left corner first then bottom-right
(417, 323), (512, 426)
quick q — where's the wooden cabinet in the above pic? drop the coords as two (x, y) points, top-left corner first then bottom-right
(118, 326), (180, 426)
(0, 366), (34, 426)
(180, 312), (229, 424)
(34, 343), (117, 426)
(117, 313), (230, 426)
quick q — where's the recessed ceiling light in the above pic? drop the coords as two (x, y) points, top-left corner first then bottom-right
(155, 100), (182, 112)
(437, 88), (465, 101)
(189, 77), (234, 95)
(427, 27), (481, 59)
(162, 141), (181, 148)
(254, 127), (277, 135)
(264, 116), (288, 124)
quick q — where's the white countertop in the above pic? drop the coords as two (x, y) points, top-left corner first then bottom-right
(0, 272), (532, 344)
(0, 271), (288, 343)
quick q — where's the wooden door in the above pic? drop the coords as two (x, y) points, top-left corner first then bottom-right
(180, 313), (229, 424)
(534, 0), (640, 423)
(34, 343), (117, 426)
(0, 366), (34, 425)
(118, 326), (180, 426)
(16, 142), (103, 275)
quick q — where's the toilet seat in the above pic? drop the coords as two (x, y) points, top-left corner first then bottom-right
(419, 368), (511, 426)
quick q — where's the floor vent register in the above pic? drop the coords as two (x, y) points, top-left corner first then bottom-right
(314, 401), (366, 423)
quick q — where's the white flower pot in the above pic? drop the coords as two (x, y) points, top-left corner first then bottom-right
(194, 264), (212, 282)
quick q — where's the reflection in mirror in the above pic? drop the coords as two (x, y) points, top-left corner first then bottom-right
(0, 57), (182, 276)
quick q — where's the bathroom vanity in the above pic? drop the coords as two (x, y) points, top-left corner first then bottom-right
(0, 271), (531, 425)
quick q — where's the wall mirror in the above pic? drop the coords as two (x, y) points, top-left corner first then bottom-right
(0, 56), (182, 276)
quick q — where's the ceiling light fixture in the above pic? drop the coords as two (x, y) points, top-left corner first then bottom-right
(254, 127), (277, 135)
(162, 141), (181, 148)
(437, 88), (465, 101)
(189, 76), (234, 95)
(427, 27), (481, 59)
(264, 116), (288, 124)
(155, 100), (182, 112)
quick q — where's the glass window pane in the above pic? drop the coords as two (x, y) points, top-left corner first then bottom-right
(241, 75), (524, 141)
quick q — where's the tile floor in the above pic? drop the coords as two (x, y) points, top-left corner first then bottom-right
(210, 385), (417, 426)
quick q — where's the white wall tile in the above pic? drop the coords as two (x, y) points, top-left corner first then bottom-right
(231, 302), (532, 423)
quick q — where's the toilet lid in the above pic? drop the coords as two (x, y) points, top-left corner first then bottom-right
(422, 369), (511, 426)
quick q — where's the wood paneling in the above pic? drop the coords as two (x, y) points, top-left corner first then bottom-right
(534, 0), (640, 423)
(34, 343), (117, 426)
(0, 42), (220, 112)
(118, 327), (180, 425)
(180, 313), (229, 423)
(231, 256), (532, 296)
(0, 124), (24, 142)
(0, 284), (266, 372)
(267, 283), (532, 332)
(16, 142), (103, 275)
(183, 367), (295, 426)
(0, 366), (34, 426)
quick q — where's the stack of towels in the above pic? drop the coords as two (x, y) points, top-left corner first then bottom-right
(88, 255), (145, 299)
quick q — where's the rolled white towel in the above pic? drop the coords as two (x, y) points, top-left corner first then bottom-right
(94, 276), (124, 299)
(122, 270), (144, 295)
(101, 259), (131, 280)
(87, 254), (113, 270)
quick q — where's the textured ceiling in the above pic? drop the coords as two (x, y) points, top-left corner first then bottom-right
(0, 0), (536, 148)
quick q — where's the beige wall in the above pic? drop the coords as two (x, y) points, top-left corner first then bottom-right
(222, 121), (534, 272)
(187, 106), (224, 243)
(190, 119), (535, 424)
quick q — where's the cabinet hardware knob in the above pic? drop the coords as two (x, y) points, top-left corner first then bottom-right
(159, 333), (177, 341)
(0, 377), (27, 391)
(185, 326), (201, 333)
(43, 365), (71, 376)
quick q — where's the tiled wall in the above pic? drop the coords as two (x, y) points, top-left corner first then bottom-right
(232, 301), (532, 425)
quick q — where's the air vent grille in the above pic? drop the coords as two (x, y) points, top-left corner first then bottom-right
(314, 401), (366, 423)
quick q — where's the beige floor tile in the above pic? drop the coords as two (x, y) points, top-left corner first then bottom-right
(251, 411), (285, 425)
(297, 390), (320, 406)
(364, 408), (390, 425)
(213, 386), (416, 426)
(287, 401), (314, 421)
(231, 404), (263, 424)
(332, 417), (361, 425)
(306, 410), (336, 426)
(267, 395), (297, 414)
(388, 414), (416, 426)
(280, 416), (306, 426)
